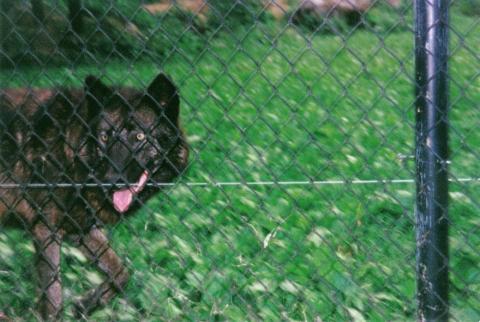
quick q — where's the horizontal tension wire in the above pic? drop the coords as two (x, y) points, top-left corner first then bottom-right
(0, 177), (478, 188)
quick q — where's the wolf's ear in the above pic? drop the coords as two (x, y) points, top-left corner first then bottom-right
(146, 73), (179, 124)
(84, 75), (113, 107)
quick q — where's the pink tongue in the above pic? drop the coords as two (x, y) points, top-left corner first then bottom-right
(113, 171), (149, 213)
(113, 189), (133, 213)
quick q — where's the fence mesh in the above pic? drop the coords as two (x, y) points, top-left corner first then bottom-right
(0, 0), (478, 320)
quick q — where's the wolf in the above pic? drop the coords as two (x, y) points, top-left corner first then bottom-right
(0, 73), (189, 319)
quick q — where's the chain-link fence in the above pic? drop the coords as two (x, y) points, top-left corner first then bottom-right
(0, 0), (478, 320)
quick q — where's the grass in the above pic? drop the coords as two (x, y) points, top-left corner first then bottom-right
(1, 6), (479, 322)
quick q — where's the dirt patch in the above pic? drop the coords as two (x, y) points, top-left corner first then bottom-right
(143, 0), (208, 14)
(297, 0), (402, 13)
(266, 0), (290, 20)
(142, 3), (171, 14)
(143, 0), (290, 20)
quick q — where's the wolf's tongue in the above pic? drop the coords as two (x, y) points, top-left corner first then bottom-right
(113, 189), (133, 213)
(113, 170), (149, 213)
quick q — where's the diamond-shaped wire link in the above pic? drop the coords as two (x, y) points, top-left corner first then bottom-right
(0, 0), (478, 320)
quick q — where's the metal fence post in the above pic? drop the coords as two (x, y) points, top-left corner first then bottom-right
(414, 0), (450, 321)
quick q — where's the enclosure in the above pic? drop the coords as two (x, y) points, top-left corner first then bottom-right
(0, 0), (479, 320)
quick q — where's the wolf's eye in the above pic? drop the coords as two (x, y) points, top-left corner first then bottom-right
(136, 132), (146, 141)
(100, 133), (108, 142)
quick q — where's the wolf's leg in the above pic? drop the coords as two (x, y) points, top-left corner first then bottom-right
(73, 227), (129, 317)
(32, 223), (63, 320)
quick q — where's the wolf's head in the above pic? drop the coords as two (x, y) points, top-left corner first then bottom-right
(85, 74), (188, 213)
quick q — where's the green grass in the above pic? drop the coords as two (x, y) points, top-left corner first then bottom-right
(1, 9), (479, 322)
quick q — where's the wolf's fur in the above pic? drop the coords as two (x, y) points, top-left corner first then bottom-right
(0, 74), (188, 319)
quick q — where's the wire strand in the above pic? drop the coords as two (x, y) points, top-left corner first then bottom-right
(0, 177), (478, 188)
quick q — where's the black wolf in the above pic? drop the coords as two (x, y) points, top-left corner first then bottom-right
(0, 74), (189, 319)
